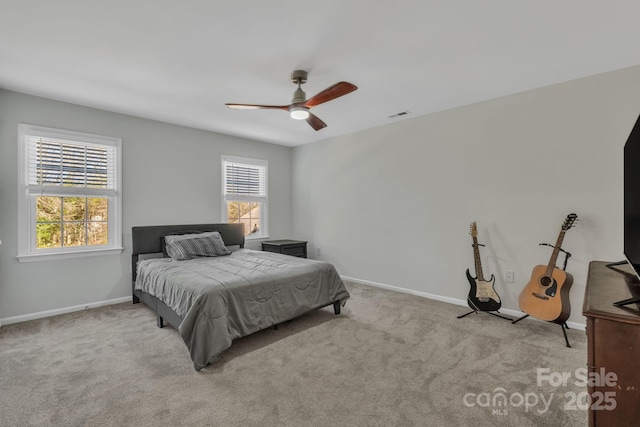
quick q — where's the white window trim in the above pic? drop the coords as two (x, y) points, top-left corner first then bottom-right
(17, 124), (123, 262)
(221, 155), (269, 240)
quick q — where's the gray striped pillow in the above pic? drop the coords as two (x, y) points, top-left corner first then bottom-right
(165, 232), (231, 260)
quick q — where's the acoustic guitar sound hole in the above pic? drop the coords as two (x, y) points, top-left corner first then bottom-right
(539, 276), (553, 287)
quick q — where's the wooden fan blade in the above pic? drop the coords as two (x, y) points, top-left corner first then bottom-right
(306, 113), (327, 131)
(226, 103), (290, 111)
(303, 82), (357, 108)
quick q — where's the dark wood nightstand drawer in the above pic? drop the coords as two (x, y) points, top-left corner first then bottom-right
(261, 240), (307, 258)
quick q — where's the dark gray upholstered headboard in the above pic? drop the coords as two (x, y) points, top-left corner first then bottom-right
(131, 223), (245, 284)
(132, 223), (245, 256)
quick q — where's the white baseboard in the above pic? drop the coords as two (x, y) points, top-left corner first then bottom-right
(1, 277), (587, 332)
(0, 296), (132, 328)
(340, 275), (585, 331)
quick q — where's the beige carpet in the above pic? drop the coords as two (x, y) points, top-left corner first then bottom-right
(0, 282), (588, 426)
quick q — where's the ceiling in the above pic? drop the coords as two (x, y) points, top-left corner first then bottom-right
(2, 1), (640, 147)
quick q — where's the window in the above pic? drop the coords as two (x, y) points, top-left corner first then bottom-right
(18, 124), (122, 262)
(222, 155), (268, 239)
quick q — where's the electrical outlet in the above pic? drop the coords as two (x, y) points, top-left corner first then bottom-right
(504, 271), (514, 283)
(316, 247), (321, 256)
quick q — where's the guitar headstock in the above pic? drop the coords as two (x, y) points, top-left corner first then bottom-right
(562, 213), (578, 231)
(470, 221), (478, 238)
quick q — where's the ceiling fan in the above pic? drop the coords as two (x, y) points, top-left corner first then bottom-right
(225, 70), (357, 131)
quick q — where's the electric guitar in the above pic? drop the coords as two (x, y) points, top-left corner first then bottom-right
(466, 222), (501, 312)
(518, 213), (578, 324)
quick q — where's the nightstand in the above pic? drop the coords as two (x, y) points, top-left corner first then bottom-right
(261, 240), (308, 258)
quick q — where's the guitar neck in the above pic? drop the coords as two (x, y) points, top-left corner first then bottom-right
(544, 230), (566, 276)
(472, 236), (485, 281)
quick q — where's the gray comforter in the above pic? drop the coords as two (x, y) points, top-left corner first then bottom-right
(135, 249), (350, 370)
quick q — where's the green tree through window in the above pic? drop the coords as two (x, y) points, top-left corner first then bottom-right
(36, 196), (108, 248)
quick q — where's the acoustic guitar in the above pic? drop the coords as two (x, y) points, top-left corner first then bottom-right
(466, 222), (501, 312)
(518, 213), (578, 324)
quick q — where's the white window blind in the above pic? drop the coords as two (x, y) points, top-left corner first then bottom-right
(223, 159), (267, 202)
(27, 136), (117, 197)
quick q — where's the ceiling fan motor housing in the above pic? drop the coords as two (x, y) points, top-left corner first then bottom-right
(292, 87), (307, 103)
(291, 70), (308, 103)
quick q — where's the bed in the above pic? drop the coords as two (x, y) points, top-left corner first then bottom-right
(131, 223), (350, 371)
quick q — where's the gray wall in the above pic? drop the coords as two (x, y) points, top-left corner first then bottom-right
(292, 65), (640, 325)
(3, 65), (640, 326)
(0, 90), (292, 321)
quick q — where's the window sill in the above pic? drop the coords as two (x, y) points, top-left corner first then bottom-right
(245, 235), (270, 241)
(17, 247), (124, 263)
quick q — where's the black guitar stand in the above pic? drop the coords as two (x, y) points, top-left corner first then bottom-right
(457, 309), (513, 321)
(511, 243), (573, 348)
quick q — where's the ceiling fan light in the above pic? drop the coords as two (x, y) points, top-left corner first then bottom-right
(290, 107), (310, 120)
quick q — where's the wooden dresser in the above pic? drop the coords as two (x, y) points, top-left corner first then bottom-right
(583, 261), (640, 426)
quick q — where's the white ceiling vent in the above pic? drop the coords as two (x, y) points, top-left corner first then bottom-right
(388, 111), (411, 119)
